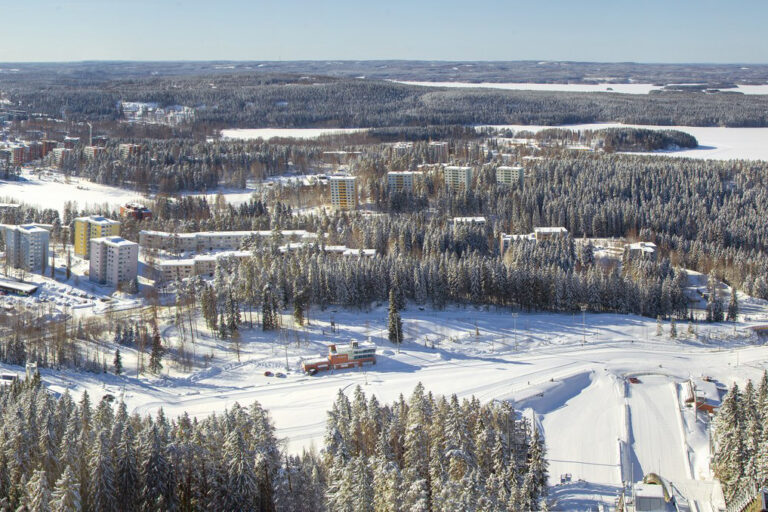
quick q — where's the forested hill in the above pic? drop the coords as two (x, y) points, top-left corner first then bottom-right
(4, 71), (768, 128)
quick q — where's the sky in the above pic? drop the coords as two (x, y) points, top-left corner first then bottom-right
(0, 0), (767, 63)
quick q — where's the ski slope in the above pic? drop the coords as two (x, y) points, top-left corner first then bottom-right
(627, 376), (690, 481)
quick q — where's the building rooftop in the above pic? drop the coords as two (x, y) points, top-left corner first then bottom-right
(76, 215), (120, 226)
(93, 236), (137, 248)
(534, 227), (568, 234)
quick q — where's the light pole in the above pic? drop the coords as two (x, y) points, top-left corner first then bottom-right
(580, 304), (588, 346)
(512, 312), (519, 352)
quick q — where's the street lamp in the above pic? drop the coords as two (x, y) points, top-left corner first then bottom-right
(580, 304), (588, 346)
(512, 312), (519, 352)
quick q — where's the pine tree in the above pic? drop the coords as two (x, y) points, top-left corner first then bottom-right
(113, 349), (122, 375)
(669, 318), (677, 339)
(714, 383), (744, 499)
(655, 316), (663, 336)
(388, 289), (403, 345)
(49, 466), (81, 512)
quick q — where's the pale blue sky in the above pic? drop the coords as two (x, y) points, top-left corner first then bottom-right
(0, 0), (766, 63)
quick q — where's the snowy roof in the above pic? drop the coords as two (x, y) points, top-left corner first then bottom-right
(445, 165), (472, 171)
(497, 166), (524, 171)
(453, 217), (486, 224)
(534, 227), (568, 234)
(75, 215), (119, 226)
(93, 236), (136, 248)
(628, 241), (657, 253)
(16, 224), (49, 234)
(388, 171), (420, 176)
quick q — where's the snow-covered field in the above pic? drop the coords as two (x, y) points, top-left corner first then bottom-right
(220, 128), (366, 140)
(484, 123), (768, 161)
(16, 303), (767, 510)
(0, 169), (147, 213)
(395, 81), (768, 95)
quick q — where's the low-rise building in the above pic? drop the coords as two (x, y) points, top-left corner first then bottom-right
(89, 236), (138, 287)
(139, 229), (318, 253)
(2, 224), (49, 273)
(120, 203), (153, 220)
(453, 217), (487, 226)
(444, 166), (473, 190)
(625, 241), (657, 261)
(499, 232), (535, 252)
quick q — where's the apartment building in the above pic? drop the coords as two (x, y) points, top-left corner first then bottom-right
(534, 227), (568, 241)
(89, 236), (138, 287)
(73, 216), (121, 258)
(428, 141), (449, 163)
(156, 251), (251, 282)
(51, 148), (74, 166)
(444, 166), (473, 190)
(496, 166), (525, 187)
(329, 176), (358, 210)
(139, 229), (317, 253)
(84, 145), (105, 160)
(118, 143), (142, 159)
(387, 171), (420, 193)
(2, 224), (49, 273)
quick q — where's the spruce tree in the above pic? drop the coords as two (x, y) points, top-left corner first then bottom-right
(113, 350), (122, 375)
(49, 466), (81, 512)
(388, 289), (403, 345)
(148, 325), (164, 374)
(669, 318), (677, 339)
(727, 291), (739, 322)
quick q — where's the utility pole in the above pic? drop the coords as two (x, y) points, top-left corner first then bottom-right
(581, 304), (588, 346)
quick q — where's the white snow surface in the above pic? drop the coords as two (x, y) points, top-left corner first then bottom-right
(483, 123), (768, 161)
(12, 304), (768, 510)
(0, 169), (147, 214)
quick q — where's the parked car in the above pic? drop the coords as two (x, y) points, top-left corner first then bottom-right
(276, 372), (286, 378)
(263, 371), (273, 377)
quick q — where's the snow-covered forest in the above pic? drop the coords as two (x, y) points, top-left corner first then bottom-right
(713, 371), (768, 502)
(0, 376), (544, 512)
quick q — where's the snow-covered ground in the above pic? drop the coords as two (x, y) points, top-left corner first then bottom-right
(220, 128), (366, 140)
(0, 169), (147, 214)
(13, 303), (767, 510)
(484, 123), (768, 161)
(395, 81), (768, 95)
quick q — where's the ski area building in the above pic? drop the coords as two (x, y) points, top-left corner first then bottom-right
(302, 342), (376, 373)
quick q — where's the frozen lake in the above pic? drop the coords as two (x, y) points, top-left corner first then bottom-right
(395, 81), (768, 95)
(483, 123), (768, 161)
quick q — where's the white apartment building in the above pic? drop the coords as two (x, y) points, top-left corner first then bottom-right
(444, 166), (473, 190)
(139, 229), (318, 253)
(496, 166), (525, 187)
(156, 251), (252, 282)
(89, 236), (139, 287)
(3, 224), (49, 273)
(329, 176), (358, 210)
(534, 227), (568, 241)
(387, 171), (420, 193)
